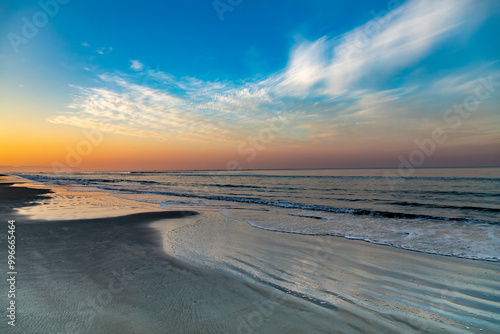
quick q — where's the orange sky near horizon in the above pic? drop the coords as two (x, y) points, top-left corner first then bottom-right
(2, 114), (499, 172)
(1, 0), (500, 172)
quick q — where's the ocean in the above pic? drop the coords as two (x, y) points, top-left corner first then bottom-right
(17, 167), (500, 261)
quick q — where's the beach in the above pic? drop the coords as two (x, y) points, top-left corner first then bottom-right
(3, 0), (499, 332)
(1, 175), (499, 333)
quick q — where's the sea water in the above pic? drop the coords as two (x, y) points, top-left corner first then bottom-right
(17, 167), (500, 261)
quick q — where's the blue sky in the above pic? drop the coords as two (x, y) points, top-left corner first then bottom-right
(1, 0), (499, 170)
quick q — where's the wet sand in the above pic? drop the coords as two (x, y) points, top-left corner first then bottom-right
(0, 176), (499, 333)
(155, 212), (500, 333)
(0, 177), (363, 333)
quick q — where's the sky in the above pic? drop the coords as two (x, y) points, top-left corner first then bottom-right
(0, 0), (499, 171)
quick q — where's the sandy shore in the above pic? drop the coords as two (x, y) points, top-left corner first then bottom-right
(153, 212), (500, 333)
(0, 177), (353, 333)
(0, 176), (499, 333)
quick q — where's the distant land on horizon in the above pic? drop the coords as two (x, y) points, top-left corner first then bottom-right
(2, 165), (499, 174)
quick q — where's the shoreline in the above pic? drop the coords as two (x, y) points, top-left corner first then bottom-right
(0, 177), (363, 333)
(15, 170), (500, 263)
(154, 210), (500, 333)
(1, 178), (333, 333)
(1, 176), (499, 333)
(240, 225), (500, 263)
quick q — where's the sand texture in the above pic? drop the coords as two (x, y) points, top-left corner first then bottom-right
(0, 176), (499, 333)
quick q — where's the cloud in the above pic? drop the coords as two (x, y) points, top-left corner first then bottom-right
(96, 46), (113, 55)
(49, 0), (499, 147)
(278, 0), (488, 96)
(129, 60), (144, 71)
(48, 77), (269, 143)
(82, 42), (89, 47)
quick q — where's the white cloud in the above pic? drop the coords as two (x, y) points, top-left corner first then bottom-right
(49, 0), (499, 145)
(48, 78), (267, 143)
(96, 47), (112, 55)
(278, 0), (487, 96)
(129, 60), (144, 71)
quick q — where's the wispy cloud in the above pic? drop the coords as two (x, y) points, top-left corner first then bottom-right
(129, 60), (144, 71)
(278, 0), (487, 96)
(96, 46), (113, 55)
(49, 0), (499, 146)
(48, 74), (278, 143)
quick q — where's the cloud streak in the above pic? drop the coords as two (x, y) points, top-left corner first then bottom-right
(48, 0), (499, 148)
(278, 0), (487, 96)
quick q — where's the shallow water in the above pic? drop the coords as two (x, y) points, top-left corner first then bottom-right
(5, 175), (500, 333)
(152, 211), (500, 333)
(17, 167), (500, 261)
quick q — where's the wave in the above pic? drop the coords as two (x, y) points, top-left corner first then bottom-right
(107, 170), (500, 180)
(17, 173), (499, 224)
(133, 173), (500, 181)
(209, 184), (266, 189)
(427, 190), (500, 197)
(239, 219), (500, 262)
(219, 212), (500, 262)
(391, 201), (500, 213)
(17, 174), (161, 186)
(113, 188), (495, 224)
